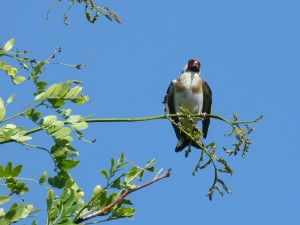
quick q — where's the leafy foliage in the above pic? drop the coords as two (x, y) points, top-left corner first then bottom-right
(47, 0), (122, 25)
(167, 111), (263, 200)
(0, 162), (35, 225)
(0, 38), (169, 224)
(0, 38), (26, 85)
(0, 155), (161, 225)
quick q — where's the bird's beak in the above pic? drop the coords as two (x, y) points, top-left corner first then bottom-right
(193, 61), (200, 69)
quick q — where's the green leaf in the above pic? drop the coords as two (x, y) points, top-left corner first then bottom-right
(35, 81), (47, 93)
(11, 165), (22, 177)
(101, 169), (109, 179)
(46, 189), (54, 209)
(110, 157), (115, 174)
(34, 83), (56, 100)
(91, 185), (102, 198)
(48, 171), (70, 189)
(4, 162), (12, 177)
(65, 86), (82, 98)
(59, 109), (72, 116)
(44, 83), (58, 98)
(6, 94), (15, 104)
(22, 63), (29, 70)
(45, 121), (64, 134)
(31, 112), (41, 122)
(0, 196), (11, 205)
(7, 66), (18, 76)
(50, 82), (63, 97)
(58, 160), (79, 171)
(0, 165), (4, 178)
(0, 61), (7, 69)
(146, 166), (155, 172)
(0, 98), (6, 121)
(111, 177), (121, 189)
(66, 115), (83, 123)
(125, 166), (139, 185)
(112, 207), (135, 218)
(39, 171), (47, 183)
(53, 81), (71, 97)
(48, 98), (65, 108)
(60, 189), (71, 202)
(11, 204), (34, 221)
(117, 152), (125, 168)
(70, 121), (88, 130)
(39, 115), (57, 127)
(12, 76), (26, 85)
(70, 96), (89, 104)
(50, 127), (71, 139)
(16, 135), (32, 143)
(4, 203), (17, 220)
(3, 38), (15, 52)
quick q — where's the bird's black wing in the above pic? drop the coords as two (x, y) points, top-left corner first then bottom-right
(163, 81), (181, 140)
(202, 80), (212, 138)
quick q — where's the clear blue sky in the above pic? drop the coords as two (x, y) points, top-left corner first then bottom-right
(1, 0), (300, 224)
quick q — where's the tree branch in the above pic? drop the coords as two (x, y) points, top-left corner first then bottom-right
(25, 113), (234, 136)
(74, 169), (171, 224)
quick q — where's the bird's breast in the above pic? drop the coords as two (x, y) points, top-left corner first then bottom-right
(173, 73), (204, 114)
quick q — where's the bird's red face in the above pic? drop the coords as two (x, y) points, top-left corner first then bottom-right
(187, 58), (201, 72)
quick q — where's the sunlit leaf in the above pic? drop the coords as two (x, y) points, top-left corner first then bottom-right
(6, 94), (15, 104)
(3, 38), (15, 52)
(0, 61), (7, 69)
(39, 115), (57, 127)
(65, 86), (82, 98)
(101, 169), (109, 179)
(0, 196), (11, 205)
(0, 98), (6, 121)
(70, 121), (88, 130)
(50, 127), (71, 139)
(12, 76), (26, 85)
(16, 136), (32, 143)
(58, 160), (79, 171)
(46, 189), (54, 209)
(39, 171), (47, 184)
(46, 121), (64, 134)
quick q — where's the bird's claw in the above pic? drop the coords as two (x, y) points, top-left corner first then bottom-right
(199, 113), (207, 120)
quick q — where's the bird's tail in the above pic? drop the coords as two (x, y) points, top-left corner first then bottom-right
(175, 134), (203, 152)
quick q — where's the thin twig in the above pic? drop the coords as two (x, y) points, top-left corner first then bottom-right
(74, 169), (171, 223)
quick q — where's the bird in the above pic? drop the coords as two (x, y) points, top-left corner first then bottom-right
(163, 58), (212, 152)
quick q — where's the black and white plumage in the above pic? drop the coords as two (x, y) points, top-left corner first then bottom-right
(164, 58), (212, 152)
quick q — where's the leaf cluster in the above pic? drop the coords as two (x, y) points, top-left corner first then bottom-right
(0, 39), (166, 224)
(47, 0), (122, 25)
(0, 162), (36, 225)
(0, 39), (26, 84)
(167, 111), (263, 200)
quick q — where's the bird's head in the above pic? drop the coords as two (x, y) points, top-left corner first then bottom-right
(187, 58), (201, 72)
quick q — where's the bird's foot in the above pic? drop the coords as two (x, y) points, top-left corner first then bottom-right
(199, 112), (207, 120)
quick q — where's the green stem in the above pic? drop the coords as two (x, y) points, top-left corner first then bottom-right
(0, 113), (259, 145)
(26, 113), (230, 135)
(0, 104), (37, 123)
